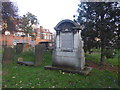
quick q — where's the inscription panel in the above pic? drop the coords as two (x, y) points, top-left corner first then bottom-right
(61, 32), (73, 50)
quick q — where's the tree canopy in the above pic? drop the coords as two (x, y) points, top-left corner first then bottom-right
(2, 1), (18, 33)
(18, 12), (39, 39)
(75, 2), (120, 65)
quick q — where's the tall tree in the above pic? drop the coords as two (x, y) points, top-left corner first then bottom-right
(75, 2), (120, 65)
(18, 12), (39, 41)
(2, 1), (18, 33)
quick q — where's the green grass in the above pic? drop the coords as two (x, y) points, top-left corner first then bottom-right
(2, 50), (119, 88)
(14, 51), (35, 62)
(0, 47), (2, 54)
(92, 48), (101, 52)
(85, 53), (119, 67)
(0, 46), (2, 88)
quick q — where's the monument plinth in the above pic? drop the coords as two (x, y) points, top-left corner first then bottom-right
(45, 19), (92, 75)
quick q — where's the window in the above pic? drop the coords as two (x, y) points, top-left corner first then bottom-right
(22, 40), (27, 43)
(5, 31), (10, 35)
(14, 39), (17, 45)
(49, 35), (51, 40)
(16, 40), (19, 43)
(30, 40), (34, 44)
(44, 34), (47, 39)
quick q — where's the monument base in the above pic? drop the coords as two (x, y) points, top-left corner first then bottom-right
(17, 61), (34, 66)
(44, 65), (92, 75)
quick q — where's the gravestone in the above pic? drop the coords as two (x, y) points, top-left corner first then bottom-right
(16, 43), (30, 54)
(45, 19), (92, 75)
(17, 44), (45, 66)
(34, 44), (45, 66)
(3, 47), (14, 64)
(16, 43), (23, 54)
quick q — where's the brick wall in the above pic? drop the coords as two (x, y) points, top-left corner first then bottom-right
(0, 26), (54, 46)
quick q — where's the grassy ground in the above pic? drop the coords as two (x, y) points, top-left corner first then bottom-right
(0, 46), (2, 88)
(0, 47), (2, 54)
(85, 51), (119, 67)
(2, 50), (119, 88)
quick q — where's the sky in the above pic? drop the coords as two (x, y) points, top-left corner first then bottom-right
(11, 0), (80, 33)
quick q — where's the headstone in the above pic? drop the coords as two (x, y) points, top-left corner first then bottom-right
(2, 47), (14, 64)
(45, 19), (92, 75)
(34, 44), (45, 66)
(16, 43), (30, 54)
(16, 43), (23, 54)
(17, 44), (46, 66)
(39, 42), (50, 50)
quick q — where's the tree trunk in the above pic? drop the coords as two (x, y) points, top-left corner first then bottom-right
(100, 38), (105, 65)
(26, 34), (29, 44)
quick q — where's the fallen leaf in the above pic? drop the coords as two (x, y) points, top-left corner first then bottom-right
(19, 81), (22, 83)
(12, 76), (16, 79)
(51, 86), (55, 88)
(31, 86), (34, 88)
(4, 85), (7, 87)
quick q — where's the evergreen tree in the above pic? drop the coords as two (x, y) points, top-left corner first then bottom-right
(75, 2), (120, 65)
(2, 1), (18, 33)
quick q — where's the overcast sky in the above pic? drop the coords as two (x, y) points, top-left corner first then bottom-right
(12, 0), (80, 33)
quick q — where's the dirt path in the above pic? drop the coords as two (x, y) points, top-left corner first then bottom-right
(86, 60), (119, 73)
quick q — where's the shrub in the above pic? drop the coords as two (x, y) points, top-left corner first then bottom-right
(105, 49), (115, 59)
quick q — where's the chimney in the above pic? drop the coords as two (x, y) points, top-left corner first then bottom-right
(40, 26), (43, 29)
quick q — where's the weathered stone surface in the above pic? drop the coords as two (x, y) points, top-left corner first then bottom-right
(52, 19), (85, 70)
(45, 19), (92, 75)
(17, 61), (34, 66)
(61, 33), (73, 50)
(44, 65), (92, 75)
(17, 44), (45, 66)
(34, 44), (45, 66)
(16, 43), (23, 54)
(16, 43), (30, 54)
(2, 47), (14, 64)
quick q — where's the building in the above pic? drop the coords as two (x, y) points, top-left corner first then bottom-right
(0, 26), (54, 47)
(35, 26), (54, 47)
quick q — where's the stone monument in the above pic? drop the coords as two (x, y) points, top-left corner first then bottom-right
(45, 19), (92, 75)
(16, 43), (30, 54)
(3, 47), (14, 64)
(34, 44), (45, 66)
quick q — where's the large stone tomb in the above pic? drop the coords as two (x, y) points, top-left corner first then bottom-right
(45, 19), (92, 75)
